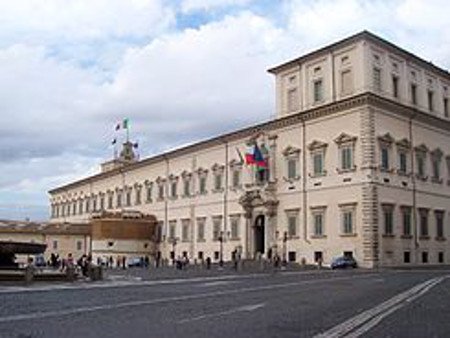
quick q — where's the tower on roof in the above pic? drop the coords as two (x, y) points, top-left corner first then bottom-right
(100, 141), (137, 173)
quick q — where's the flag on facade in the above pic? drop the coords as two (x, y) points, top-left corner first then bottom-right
(253, 144), (268, 170)
(123, 118), (129, 129)
(245, 144), (255, 165)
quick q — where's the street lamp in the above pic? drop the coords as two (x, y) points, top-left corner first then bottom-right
(219, 231), (224, 267)
(282, 231), (288, 267)
(170, 237), (178, 265)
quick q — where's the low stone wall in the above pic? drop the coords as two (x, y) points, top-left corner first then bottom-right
(0, 266), (86, 283)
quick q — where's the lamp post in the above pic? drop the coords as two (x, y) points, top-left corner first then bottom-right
(160, 235), (166, 267)
(282, 231), (288, 267)
(219, 231), (224, 267)
(275, 230), (279, 257)
(170, 237), (178, 265)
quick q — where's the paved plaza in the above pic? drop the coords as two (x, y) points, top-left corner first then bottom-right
(0, 266), (449, 337)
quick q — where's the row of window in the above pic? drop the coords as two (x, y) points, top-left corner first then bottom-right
(52, 134), (357, 218)
(284, 134), (356, 180)
(285, 57), (354, 113)
(372, 66), (449, 118)
(161, 205), (447, 243)
(51, 165), (244, 218)
(161, 205), (358, 244)
(51, 240), (83, 251)
(379, 136), (450, 183)
(403, 251), (446, 264)
(51, 137), (449, 219)
(382, 206), (446, 239)
(166, 216), (241, 243)
(286, 58), (449, 118)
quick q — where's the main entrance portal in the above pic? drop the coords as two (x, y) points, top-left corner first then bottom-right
(254, 215), (265, 256)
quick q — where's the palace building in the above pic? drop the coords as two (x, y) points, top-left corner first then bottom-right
(48, 31), (450, 268)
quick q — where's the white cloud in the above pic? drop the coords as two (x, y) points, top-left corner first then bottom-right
(106, 12), (282, 138)
(0, 0), (174, 43)
(180, 0), (253, 13)
(0, 1), (450, 221)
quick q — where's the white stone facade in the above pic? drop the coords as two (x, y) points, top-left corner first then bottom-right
(48, 32), (450, 268)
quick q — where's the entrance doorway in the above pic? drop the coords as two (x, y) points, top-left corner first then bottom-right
(254, 215), (265, 256)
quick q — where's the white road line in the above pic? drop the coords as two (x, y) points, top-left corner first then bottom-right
(0, 274), (377, 323)
(314, 276), (447, 338)
(177, 303), (265, 324)
(0, 270), (351, 294)
(198, 281), (235, 287)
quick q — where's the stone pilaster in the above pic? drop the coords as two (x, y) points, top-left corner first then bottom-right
(268, 134), (278, 182)
(360, 107), (379, 268)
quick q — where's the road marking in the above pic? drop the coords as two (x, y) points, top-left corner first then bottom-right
(0, 274), (377, 323)
(177, 303), (265, 324)
(108, 275), (142, 281)
(314, 276), (448, 338)
(198, 281), (235, 287)
(0, 270), (356, 294)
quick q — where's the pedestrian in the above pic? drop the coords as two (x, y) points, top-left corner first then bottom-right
(273, 254), (280, 269)
(122, 256), (126, 269)
(156, 251), (161, 268)
(232, 250), (238, 271)
(206, 257), (211, 270)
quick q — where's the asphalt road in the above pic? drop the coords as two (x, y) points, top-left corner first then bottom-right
(0, 269), (449, 338)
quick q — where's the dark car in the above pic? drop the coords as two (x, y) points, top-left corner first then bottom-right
(127, 257), (144, 267)
(34, 254), (47, 267)
(331, 256), (357, 269)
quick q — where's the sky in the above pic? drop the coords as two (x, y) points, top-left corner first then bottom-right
(0, 0), (449, 221)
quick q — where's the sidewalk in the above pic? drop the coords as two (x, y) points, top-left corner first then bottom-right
(104, 261), (328, 282)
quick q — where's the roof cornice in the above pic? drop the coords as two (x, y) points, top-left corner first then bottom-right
(49, 92), (450, 194)
(267, 30), (450, 81)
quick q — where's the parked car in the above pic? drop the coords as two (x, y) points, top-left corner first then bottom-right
(127, 257), (143, 267)
(34, 254), (47, 267)
(331, 256), (357, 269)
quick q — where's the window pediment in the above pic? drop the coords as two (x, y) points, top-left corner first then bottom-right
(168, 174), (178, 181)
(211, 163), (225, 172)
(396, 138), (411, 149)
(308, 140), (328, 151)
(196, 167), (208, 175)
(334, 133), (357, 145)
(282, 146), (301, 157)
(181, 170), (192, 179)
(377, 133), (395, 145)
(155, 176), (166, 184)
(430, 148), (443, 159)
(414, 144), (428, 153)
